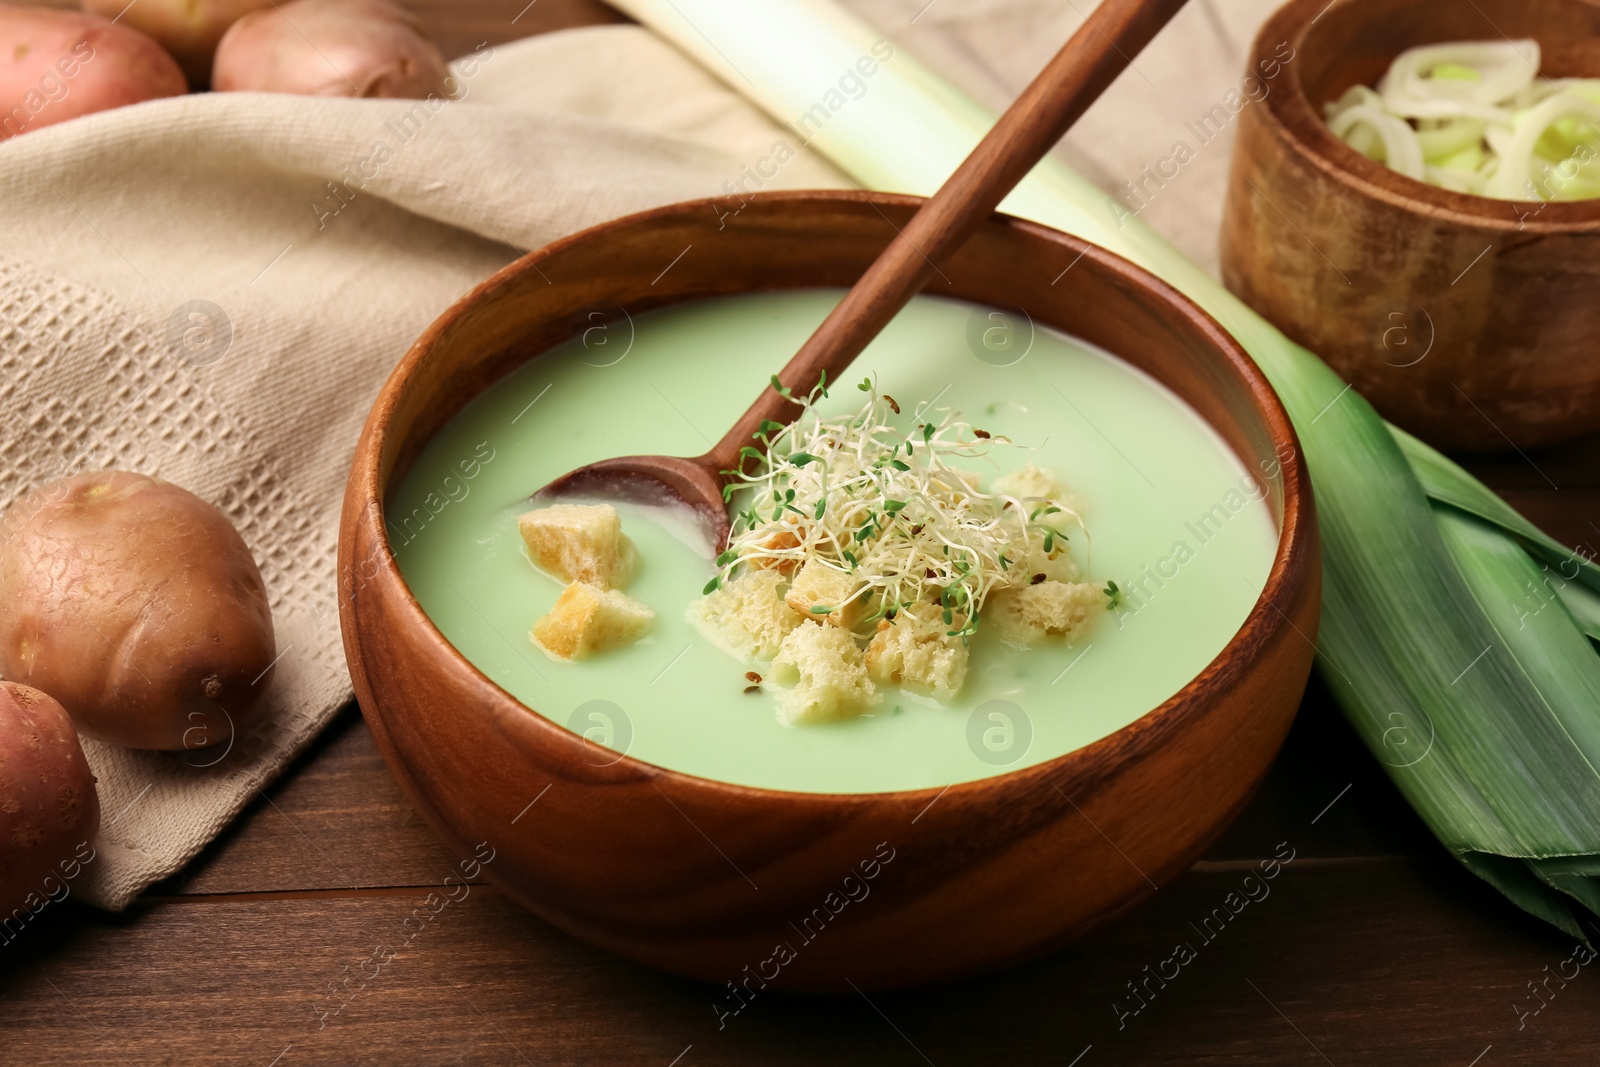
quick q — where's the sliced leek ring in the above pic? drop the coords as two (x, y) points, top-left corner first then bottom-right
(1321, 40), (1600, 200)
(1329, 104), (1426, 178)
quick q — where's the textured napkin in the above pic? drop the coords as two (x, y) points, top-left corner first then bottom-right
(0, 0), (1278, 909)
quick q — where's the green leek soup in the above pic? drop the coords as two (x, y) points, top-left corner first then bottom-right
(390, 290), (1277, 793)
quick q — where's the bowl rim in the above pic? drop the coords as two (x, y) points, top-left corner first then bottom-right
(343, 189), (1316, 806)
(1257, 0), (1600, 232)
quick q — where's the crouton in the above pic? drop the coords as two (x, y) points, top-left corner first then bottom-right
(530, 581), (653, 661)
(746, 528), (805, 576)
(770, 621), (879, 726)
(993, 463), (1064, 501)
(784, 560), (864, 628)
(865, 611), (969, 703)
(1017, 539), (1081, 584)
(986, 580), (1102, 647)
(686, 568), (802, 661)
(517, 503), (637, 590)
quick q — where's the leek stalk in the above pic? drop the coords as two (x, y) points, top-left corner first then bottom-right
(611, 0), (1600, 934)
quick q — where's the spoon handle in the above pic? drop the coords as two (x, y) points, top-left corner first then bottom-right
(704, 0), (1191, 474)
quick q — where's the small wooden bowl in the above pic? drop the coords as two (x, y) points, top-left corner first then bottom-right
(339, 192), (1320, 991)
(1222, 0), (1600, 450)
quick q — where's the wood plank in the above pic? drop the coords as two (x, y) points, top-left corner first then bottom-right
(3, 857), (1591, 1065)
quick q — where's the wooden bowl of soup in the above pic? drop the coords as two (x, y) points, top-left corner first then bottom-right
(1221, 0), (1600, 450)
(339, 191), (1320, 991)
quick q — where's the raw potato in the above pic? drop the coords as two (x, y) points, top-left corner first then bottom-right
(0, 471), (276, 751)
(0, 682), (99, 920)
(81, 0), (273, 86)
(0, 6), (186, 140)
(212, 0), (448, 98)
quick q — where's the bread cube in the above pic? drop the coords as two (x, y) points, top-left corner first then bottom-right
(865, 611), (969, 703)
(686, 568), (802, 661)
(746, 528), (804, 575)
(1017, 538), (1081, 584)
(518, 503), (637, 590)
(530, 581), (653, 661)
(986, 580), (1102, 648)
(783, 560), (863, 628)
(770, 621), (879, 726)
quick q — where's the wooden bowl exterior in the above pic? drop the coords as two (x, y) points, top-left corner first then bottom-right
(339, 192), (1320, 991)
(1222, 0), (1600, 451)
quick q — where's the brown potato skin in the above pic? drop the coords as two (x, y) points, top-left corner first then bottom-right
(0, 471), (276, 751)
(0, 682), (99, 921)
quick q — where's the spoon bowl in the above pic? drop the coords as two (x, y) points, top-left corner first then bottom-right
(534, 452), (731, 549)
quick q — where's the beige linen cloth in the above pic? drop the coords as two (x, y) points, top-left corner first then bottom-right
(0, 0), (1277, 909)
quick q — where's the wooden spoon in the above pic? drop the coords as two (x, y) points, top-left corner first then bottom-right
(538, 0), (1192, 547)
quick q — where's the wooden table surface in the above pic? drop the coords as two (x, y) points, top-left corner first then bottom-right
(8, 3), (1600, 1064)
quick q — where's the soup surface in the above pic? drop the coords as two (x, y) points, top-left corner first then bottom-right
(391, 290), (1276, 793)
